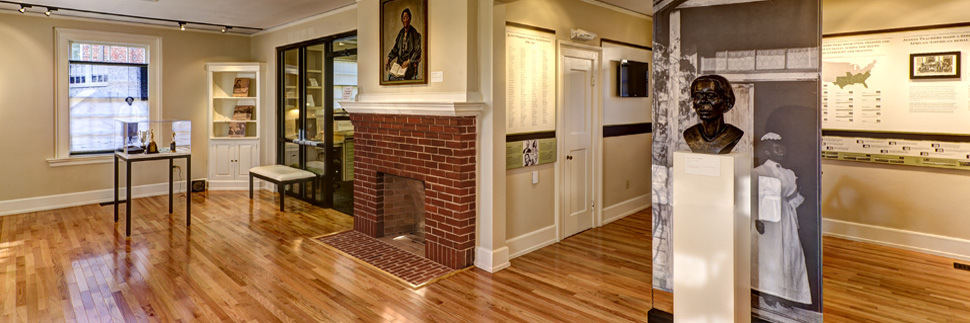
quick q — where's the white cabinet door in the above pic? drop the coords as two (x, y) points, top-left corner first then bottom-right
(235, 142), (258, 178)
(211, 143), (235, 182)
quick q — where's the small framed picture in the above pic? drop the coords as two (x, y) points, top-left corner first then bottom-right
(910, 51), (961, 79)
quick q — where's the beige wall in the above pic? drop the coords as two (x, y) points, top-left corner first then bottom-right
(503, 0), (652, 242)
(250, 6), (358, 166)
(0, 13), (250, 201)
(603, 133), (651, 207)
(506, 164), (555, 238)
(505, 0), (652, 45)
(822, 0), (970, 241)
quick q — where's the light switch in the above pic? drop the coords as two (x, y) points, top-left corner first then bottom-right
(532, 171), (539, 184)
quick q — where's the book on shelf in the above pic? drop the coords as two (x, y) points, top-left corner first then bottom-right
(232, 105), (254, 121)
(307, 95), (315, 107)
(228, 121), (246, 137)
(309, 78), (319, 87)
(232, 78), (251, 97)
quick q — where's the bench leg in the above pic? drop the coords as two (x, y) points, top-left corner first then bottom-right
(249, 173), (254, 199)
(279, 183), (285, 212)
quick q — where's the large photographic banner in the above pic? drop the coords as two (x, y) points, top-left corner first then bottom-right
(652, 0), (822, 322)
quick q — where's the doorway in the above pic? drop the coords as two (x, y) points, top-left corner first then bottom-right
(559, 44), (601, 239)
(276, 32), (358, 215)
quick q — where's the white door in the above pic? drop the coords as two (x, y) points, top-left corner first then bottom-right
(211, 142), (235, 181)
(562, 54), (595, 238)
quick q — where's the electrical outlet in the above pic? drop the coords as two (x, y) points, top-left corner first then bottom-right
(954, 262), (970, 272)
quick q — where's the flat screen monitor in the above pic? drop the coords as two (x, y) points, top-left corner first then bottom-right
(618, 60), (649, 97)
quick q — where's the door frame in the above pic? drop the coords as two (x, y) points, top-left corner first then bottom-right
(556, 41), (603, 241)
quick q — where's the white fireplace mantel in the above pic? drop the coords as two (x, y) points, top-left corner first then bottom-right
(341, 101), (485, 117)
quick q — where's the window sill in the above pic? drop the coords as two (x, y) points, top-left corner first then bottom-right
(47, 154), (114, 167)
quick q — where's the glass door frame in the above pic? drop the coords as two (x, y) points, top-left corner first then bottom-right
(275, 30), (357, 208)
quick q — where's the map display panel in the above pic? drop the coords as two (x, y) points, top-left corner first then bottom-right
(822, 25), (970, 135)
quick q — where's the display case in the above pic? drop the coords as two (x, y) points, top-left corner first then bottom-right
(115, 119), (191, 158)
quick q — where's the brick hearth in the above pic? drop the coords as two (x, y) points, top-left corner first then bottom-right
(350, 113), (476, 269)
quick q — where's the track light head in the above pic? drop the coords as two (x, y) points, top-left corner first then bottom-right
(179, 22), (186, 31)
(19, 5), (31, 13)
(221, 26), (231, 33)
(44, 7), (56, 16)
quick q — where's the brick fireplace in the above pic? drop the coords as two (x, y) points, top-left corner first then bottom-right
(350, 113), (477, 269)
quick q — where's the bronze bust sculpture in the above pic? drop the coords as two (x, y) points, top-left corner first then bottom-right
(683, 75), (744, 154)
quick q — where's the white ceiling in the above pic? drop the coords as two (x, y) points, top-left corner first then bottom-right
(2, 0), (649, 33)
(5, 0), (357, 31)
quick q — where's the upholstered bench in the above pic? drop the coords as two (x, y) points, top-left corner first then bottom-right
(249, 165), (317, 211)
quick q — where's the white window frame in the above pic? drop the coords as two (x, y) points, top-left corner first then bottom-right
(49, 28), (162, 167)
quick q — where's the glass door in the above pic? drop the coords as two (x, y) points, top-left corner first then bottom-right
(277, 32), (357, 213)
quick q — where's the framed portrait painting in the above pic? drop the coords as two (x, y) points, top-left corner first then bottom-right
(910, 51), (961, 79)
(380, 0), (428, 85)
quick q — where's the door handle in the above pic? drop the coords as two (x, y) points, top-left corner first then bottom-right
(566, 155), (573, 160)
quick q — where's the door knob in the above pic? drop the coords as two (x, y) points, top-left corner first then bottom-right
(566, 155), (573, 160)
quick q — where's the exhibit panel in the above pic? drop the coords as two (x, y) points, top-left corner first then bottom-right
(652, 0), (823, 322)
(821, 24), (970, 170)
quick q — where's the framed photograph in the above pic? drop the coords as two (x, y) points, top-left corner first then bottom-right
(910, 51), (961, 79)
(232, 105), (253, 121)
(380, 0), (427, 85)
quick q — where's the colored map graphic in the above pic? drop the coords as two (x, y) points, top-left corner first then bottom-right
(822, 60), (877, 89)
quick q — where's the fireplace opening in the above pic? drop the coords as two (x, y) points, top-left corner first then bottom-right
(378, 173), (426, 257)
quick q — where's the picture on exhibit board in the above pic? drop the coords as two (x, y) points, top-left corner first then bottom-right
(380, 0), (427, 85)
(228, 121), (246, 137)
(233, 105), (254, 121)
(651, 0), (822, 322)
(910, 51), (960, 79)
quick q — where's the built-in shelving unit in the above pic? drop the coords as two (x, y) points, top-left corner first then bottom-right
(205, 62), (262, 190)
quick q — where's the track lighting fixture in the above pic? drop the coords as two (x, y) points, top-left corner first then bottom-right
(0, 1), (260, 34)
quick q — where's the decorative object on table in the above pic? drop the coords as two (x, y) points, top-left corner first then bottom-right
(138, 130), (149, 149)
(146, 129), (159, 154)
(683, 74), (744, 154)
(232, 77), (251, 97)
(910, 51), (961, 79)
(233, 105), (254, 121)
(228, 121), (246, 137)
(380, 0), (428, 85)
(170, 132), (177, 152)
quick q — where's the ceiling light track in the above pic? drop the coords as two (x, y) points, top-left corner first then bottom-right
(0, 0), (262, 33)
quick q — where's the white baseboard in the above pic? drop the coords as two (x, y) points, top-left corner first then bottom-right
(0, 181), (186, 217)
(824, 218), (970, 262)
(475, 246), (510, 273)
(602, 193), (650, 225)
(208, 179), (257, 191)
(507, 225), (558, 259)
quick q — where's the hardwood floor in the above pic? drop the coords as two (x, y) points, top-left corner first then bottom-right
(0, 191), (651, 322)
(3, 191), (970, 322)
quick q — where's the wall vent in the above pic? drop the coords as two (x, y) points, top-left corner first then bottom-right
(954, 262), (970, 272)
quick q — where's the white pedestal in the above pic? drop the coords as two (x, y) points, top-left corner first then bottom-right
(672, 151), (751, 323)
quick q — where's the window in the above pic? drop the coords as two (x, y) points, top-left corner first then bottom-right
(51, 29), (161, 166)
